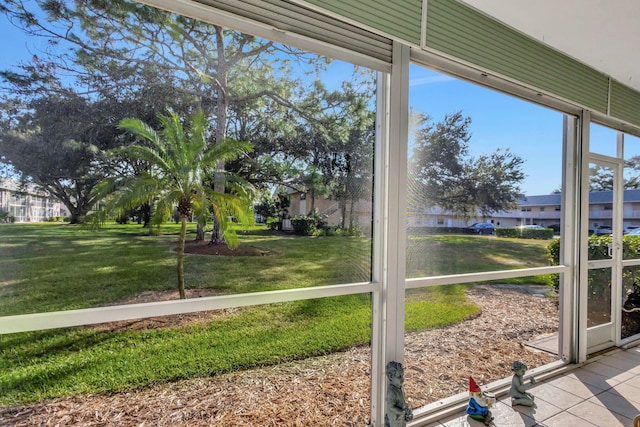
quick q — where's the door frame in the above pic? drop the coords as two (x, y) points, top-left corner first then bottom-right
(580, 131), (625, 355)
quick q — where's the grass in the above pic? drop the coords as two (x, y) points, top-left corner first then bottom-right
(0, 223), (551, 405)
(406, 233), (551, 282)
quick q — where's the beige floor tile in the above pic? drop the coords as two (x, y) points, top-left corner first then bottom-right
(567, 399), (630, 426)
(599, 352), (640, 375)
(581, 361), (635, 384)
(508, 397), (563, 424)
(432, 412), (474, 427)
(587, 390), (640, 420)
(482, 401), (537, 427)
(527, 383), (583, 410)
(543, 410), (598, 427)
(610, 382), (640, 405)
(564, 369), (614, 392)
(544, 374), (603, 399)
(622, 375), (640, 390)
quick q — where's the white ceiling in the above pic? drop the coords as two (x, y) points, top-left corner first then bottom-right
(460, 0), (640, 92)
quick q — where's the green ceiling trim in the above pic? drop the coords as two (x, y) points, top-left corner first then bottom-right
(303, 0), (423, 45)
(424, 0), (609, 114)
(610, 80), (640, 127)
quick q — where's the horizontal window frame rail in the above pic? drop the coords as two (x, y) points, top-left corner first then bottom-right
(0, 281), (377, 335)
(406, 265), (569, 289)
(622, 259), (640, 268)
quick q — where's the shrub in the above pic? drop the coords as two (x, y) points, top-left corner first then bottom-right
(497, 227), (554, 239)
(0, 211), (14, 223)
(327, 225), (364, 237)
(407, 226), (467, 235)
(546, 235), (640, 291)
(266, 217), (281, 230)
(291, 210), (327, 236)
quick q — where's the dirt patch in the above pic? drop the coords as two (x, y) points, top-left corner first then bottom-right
(97, 289), (242, 332)
(0, 285), (559, 426)
(181, 241), (271, 256)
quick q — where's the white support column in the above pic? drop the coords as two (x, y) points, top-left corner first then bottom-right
(370, 70), (389, 427)
(560, 114), (579, 363)
(613, 131), (625, 346)
(385, 41), (410, 364)
(578, 110), (591, 363)
(370, 40), (410, 427)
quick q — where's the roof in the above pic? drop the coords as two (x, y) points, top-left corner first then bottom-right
(519, 189), (640, 206)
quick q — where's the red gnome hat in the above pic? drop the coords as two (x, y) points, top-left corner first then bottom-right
(469, 376), (481, 393)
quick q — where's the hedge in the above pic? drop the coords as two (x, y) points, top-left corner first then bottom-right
(496, 227), (554, 239)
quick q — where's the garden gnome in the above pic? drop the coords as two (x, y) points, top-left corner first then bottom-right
(466, 397), (494, 426)
(509, 360), (536, 406)
(384, 361), (413, 427)
(466, 376), (494, 426)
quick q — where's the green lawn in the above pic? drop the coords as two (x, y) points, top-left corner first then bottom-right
(0, 223), (551, 405)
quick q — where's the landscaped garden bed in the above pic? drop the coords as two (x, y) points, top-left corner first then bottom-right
(0, 284), (558, 426)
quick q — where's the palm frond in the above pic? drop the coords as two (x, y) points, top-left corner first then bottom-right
(202, 137), (252, 166)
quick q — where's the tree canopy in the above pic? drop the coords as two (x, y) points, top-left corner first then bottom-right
(100, 109), (254, 298)
(0, 0), (375, 227)
(409, 111), (525, 218)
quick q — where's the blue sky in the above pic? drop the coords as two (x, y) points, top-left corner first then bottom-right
(2, 8), (636, 196)
(409, 65), (564, 196)
(0, 18), (37, 75)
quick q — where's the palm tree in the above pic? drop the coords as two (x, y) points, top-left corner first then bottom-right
(106, 109), (253, 299)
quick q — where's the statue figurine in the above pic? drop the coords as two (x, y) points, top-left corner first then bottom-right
(384, 361), (413, 427)
(509, 360), (536, 407)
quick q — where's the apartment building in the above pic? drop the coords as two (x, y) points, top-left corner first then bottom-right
(0, 178), (64, 222)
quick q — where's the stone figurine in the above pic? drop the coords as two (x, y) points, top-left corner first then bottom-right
(384, 361), (413, 427)
(509, 360), (536, 406)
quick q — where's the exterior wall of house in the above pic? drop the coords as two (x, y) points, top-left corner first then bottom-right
(0, 179), (63, 222)
(287, 191), (372, 230)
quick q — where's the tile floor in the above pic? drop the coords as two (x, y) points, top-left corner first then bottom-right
(423, 346), (640, 427)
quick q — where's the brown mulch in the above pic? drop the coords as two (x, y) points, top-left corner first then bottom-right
(0, 285), (559, 427)
(181, 241), (272, 257)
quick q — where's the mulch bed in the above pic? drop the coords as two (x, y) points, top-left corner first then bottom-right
(1, 284), (559, 426)
(181, 241), (272, 257)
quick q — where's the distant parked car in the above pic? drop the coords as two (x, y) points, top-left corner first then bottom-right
(467, 222), (495, 235)
(594, 225), (613, 235)
(624, 226), (640, 234)
(626, 228), (640, 236)
(518, 225), (545, 229)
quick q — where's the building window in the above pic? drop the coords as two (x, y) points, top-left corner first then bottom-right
(521, 207), (532, 212)
(604, 203), (612, 210)
(540, 207), (545, 212)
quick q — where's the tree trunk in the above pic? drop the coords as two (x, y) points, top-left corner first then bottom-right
(140, 202), (151, 228)
(177, 214), (187, 299)
(195, 223), (205, 241)
(69, 210), (81, 224)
